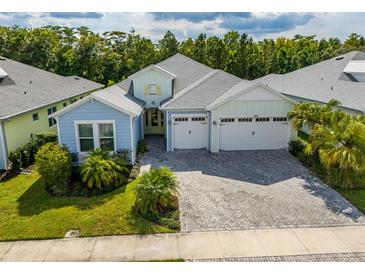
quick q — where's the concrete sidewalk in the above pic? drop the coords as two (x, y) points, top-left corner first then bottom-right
(1, 225), (365, 261)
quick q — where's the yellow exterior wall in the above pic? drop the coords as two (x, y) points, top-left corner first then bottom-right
(3, 92), (93, 154)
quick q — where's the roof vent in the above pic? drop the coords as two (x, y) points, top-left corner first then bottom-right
(330, 86), (333, 91)
(336, 56), (344, 61)
(24, 91), (27, 95)
(321, 77), (323, 80)
(74, 77), (80, 80)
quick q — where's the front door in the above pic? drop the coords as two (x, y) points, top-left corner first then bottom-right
(145, 108), (164, 135)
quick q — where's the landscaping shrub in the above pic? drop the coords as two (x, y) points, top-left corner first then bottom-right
(80, 148), (129, 190)
(8, 132), (58, 171)
(288, 139), (306, 157)
(35, 143), (73, 196)
(35, 132), (58, 146)
(8, 148), (22, 171)
(137, 140), (148, 155)
(135, 167), (178, 217)
(115, 149), (130, 162)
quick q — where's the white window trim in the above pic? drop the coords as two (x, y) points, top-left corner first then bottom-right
(74, 120), (116, 155)
(148, 84), (158, 96)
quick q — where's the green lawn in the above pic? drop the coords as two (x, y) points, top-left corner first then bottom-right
(0, 172), (175, 241)
(339, 189), (365, 213)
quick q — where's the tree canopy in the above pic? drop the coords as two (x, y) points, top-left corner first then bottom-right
(1, 25), (365, 86)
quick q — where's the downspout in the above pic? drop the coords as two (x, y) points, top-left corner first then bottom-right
(0, 121), (9, 170)
(207, 110), (212, 152)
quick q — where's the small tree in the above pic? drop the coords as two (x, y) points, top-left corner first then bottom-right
(35, 143), (72, 196)
(135, 167), (178, 217)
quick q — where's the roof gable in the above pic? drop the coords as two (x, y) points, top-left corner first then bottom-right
(128, 65), (176, 80)
(207, 82), (296, 110)
(53, 85), (144, 118)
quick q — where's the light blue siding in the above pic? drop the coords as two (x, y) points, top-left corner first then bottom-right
(58, 100), (132, 154)
(166, 111), (209, 151)
(132, 115), (141, 161)
(132, 69), (173, 108)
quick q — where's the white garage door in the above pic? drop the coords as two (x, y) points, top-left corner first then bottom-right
(219, 117), (290, 150)
(173, 115), (209, 149)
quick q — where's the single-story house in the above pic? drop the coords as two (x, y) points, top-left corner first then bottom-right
(52, 51), (365, 164)
(0, 57), (104, 170)
(53, 54), (298, 163)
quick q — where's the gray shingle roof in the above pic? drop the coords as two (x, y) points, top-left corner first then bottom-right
(161, 69), (242, 109)
(257, 51), (365, 112)
(93, 84), (144, 116)
(0, 57), (104, 118)
(156, 53), (214, 94)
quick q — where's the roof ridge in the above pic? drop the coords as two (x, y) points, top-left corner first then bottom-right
(156, 53), (215, 72)
(160, 69), (219, 108)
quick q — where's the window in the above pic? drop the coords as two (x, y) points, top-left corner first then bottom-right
(47, 106), (57, 127)
(77, 121), (115, 153)
(63, 102), (67, 108)
(256, 117), (270, 122)
(32, 113), (39, 121)
(238, 118), (252, 122)
(78, 124), (94, 152)
(175, 117), (188, 122)
(70, 98), (77, 104)
(273, 117), (288, 122)
(192, 117), (206, 121)
(221, 118), (235, 123)
(99, 123), (114, 151)
(148, 84), (157, 95)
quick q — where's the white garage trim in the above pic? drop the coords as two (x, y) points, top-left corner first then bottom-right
(172, 114), (209, 150)
(218, 116), (290, 151)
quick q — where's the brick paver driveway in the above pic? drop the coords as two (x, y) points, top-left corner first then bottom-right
(140, 136), (365, 232)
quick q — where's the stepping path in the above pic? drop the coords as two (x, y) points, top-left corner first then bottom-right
(1, 225), (365, 261)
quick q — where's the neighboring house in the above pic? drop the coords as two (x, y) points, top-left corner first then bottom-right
(53, 53), (298, 164)
(0, 57), (104, 170)
(257, 51), (365, 115)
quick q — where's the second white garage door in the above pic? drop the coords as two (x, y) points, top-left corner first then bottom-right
(219, 117), (290, 150)
(173, 115), (209, 149)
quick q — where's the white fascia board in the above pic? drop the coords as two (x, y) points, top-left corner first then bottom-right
(207, 82), (297, 110)
(128, 65), (176, 80)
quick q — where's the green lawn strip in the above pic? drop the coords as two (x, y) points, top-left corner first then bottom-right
(0, 172), (175, 241)
(339, 189), (365, 214)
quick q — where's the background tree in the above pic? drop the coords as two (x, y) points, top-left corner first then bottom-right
(158, 30), (179, 60)
(1, 26), (364, 85)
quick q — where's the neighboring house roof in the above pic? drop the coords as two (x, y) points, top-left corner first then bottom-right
(0, 57), (104, 119)
(256, 51), (365, 112)
(160, 70), (242, 109)
(53, 84), (144, 118)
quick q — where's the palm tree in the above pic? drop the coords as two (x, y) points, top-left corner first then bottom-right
(80, 150), (129, 189)
(309, 113), (365, 189)
(288, 99), (341, 129)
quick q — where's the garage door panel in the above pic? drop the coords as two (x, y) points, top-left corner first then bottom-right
(173, 116), (208, 149)
(219, 117), (289, 151)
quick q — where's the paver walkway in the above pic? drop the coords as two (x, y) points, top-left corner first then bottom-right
(1, 225), (365, 261)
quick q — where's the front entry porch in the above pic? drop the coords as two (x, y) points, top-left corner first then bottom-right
(144, 108), (165, 135)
